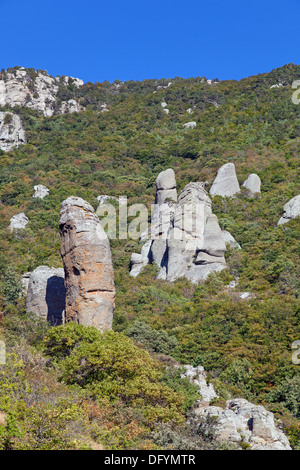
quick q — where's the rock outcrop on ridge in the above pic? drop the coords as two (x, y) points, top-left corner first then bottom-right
(277, 194), (300, 225)
(209, 162), (240, 197)
(59, 196), (115, 331)
(0, 67), (83, 117)
(0, 111), (26, 152)
(26, 266), (65, 326)
(130, 169), (227, 283)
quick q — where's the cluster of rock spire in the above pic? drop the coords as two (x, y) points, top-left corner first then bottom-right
(130, 166), (243, 283)
(21, 162), (300, 330)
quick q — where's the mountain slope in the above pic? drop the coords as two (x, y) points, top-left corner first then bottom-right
(0, 63), (299, 450)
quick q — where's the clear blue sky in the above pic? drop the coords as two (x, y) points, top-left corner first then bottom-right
(1, 0), (299, 84)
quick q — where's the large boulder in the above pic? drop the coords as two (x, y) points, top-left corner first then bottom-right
(278, 194), (300, 225)
(209, 163), (240, 197)
(183, 121), (197, 129)
(26, 266), (65, 326)
(59, 196), (115, 331)
(242, 173), (261, 195)
(9, 212), (28, 231)
(32, 184), (50, 199)
(155, 168), (177, 206)
(0, 112), (26, 152)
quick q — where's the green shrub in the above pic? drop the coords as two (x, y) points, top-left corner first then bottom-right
(125, 320), (178, 355)
(266, 376), (300, 418)
(43, 322), (101, 360)
(43, 324), (186, 426)
(2, 266), (22, 306)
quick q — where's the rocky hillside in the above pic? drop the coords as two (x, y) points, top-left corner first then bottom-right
(0, 64), (299, 450)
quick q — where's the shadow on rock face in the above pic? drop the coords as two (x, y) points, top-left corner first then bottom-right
(45, 275), (66, 326)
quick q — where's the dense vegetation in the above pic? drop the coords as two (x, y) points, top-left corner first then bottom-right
(0, 63), (300, 449)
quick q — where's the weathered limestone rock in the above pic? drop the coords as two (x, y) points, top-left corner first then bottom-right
(148, 169), (178, 279)
(180, 365), (291, 450)
(32, 184), (50, 199)
(221, 230), (241, 249)
(209, 163), (240, 197)
(9, 212), (28, 231)
(194, 398), (291, 450)
(242, 173), (261, 195)
(183, 121), (197, 129)
(164, 183), (226, 283)
(60, 99), (81, 114)
(20, 271), (32, 297)
(26, 266), (65, 326)
(129, 239), (152, 277)
(59, 196), (115, 331)
(57, 75), (84, 88)
(278, 194), (300, 225)
(155, 168), (177, 205)
(97, 195), (118, 204)
(0, 67), (83, 117)
(131, 171), (227, 283)
(178, 365), (218, 403)
(0, 112), (26, 152)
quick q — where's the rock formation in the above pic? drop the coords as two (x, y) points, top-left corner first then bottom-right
(178, 365), (218, 403)
(130, 240), (152, 278)
(130, 169), (227, 283)
(60, 99), (81, 114)
(164, 183), (226, 283)
(155, 168), (177, 205)
(26, 266), (65, 325)
(221, 230), (241, 249)
(278, 194), (300, 225)
(9, 212), (28, 231)
(209, 163), (240, 197)
(20, 271), (32, 297)
(242, 173), (261, 195)
(96, 195), (118, 204)
(194, 398), (291, 450)
(32, 184), (50, 199)
(183, 121), (197, 129)
(0, 112), (26, 152)
(179, 365), (291, 450)
(59, 196), (115, 331)
(0, 67), (83, 117)
(161, 102), (169, 114)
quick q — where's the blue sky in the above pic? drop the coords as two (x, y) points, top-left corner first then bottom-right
(1, 0), (299, 83)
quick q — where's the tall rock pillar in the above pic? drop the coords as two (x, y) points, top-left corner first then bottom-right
(59, 196), (115, 331)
